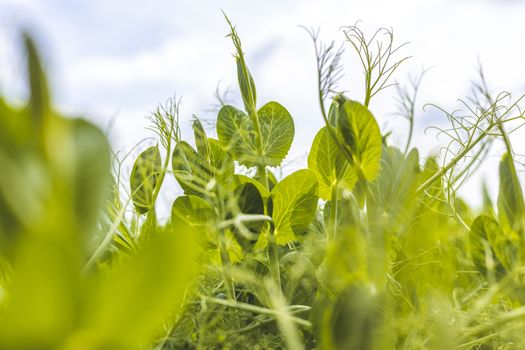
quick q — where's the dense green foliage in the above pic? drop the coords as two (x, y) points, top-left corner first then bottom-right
(2, 17), (525, 350)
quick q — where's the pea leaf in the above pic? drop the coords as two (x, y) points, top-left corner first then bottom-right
(130, 146), (161, 215)
(270, 169), (319, 245)
(85, 222), (198, 349)
(470, 215), (519, 273)
(231, 182), (265, 250)
(333, 97), (382, 181)
(172, 141), (209, 196)
(327, 93), (349, 126)
(498, 152), (525, 232)
(237, 59), (257, 114)
(216, 101), (294, 167)
(232, 174), (270, 200)
(69, 119), (111, 236)
(171, 195), (216, 227)
(308, 126), (357, 200)
(281, 251), (318, 306)
(25, 34), (50, 133)
(172, 139), (233, 197)
(367, 147), (420, 230)
(208, 138), (235, 183)
(192, 117), (209, 159)
(323, 191), (361, 231)
(236, 182), (264, 218)
(313, 286), (387, 350)
(207, 230), (245, 266)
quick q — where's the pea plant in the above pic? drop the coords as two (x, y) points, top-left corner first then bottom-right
(2, 15), (525, 350)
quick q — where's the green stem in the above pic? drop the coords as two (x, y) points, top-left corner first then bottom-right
(416, 123), (496, 195)
(225, 16), (280, 294)
(219, 230), (235, 300)
(151, 132), (172, 206)
(213, 189), (236, 300)
(199, 294), (312, 328)
(462, 306), (525, 341)
(257, 165), (269, 189)
(404, 115), (414, 155)
(83, 198), (132, 273)
(268, 221), (281, 293)
(329, 183), (338, 240)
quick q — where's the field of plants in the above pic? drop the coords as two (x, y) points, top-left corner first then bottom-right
(2, 15), (525, 350)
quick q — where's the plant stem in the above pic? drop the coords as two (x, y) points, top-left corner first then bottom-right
(462, 306), (525, 340)
(199, 294), (312, 328)
(416, 123), (495, 195)
(404, 113), (414, 155)
(329, 182), (338, 240)
(83, 198), (131, 273)
(267, 223), (281, 293)
(257, 165), (269, 189)
(218, 231), (235, 300)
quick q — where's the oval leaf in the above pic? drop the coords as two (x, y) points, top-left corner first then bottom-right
(172, 140), (233, 196)
(334, 97), (382, 181)
(257, 101), (294, 166)
(217, 102), (294, 167)
(498, 152), (525, 232)
(270, 169), (319, 245)
(308, 126), (358, 200)
(367, 147), (420, 230)
(192, 117), (209, 159)
(171, 195), (216, 227)
(470, 215), (519, 273)
(130, 146), (161, 215)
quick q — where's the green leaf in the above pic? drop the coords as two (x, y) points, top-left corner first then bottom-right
(469, 215), (503, 275)
(267, 170), (278, 191)
(232, 174), (270, 200)
(270, 169), (319, 245)
(216, 105), (256, 164)
(257, 102), (294, 166)
(225, 15), (257, 115)
(192, 117), (209, 159)
(171, 195), (216, 227)
(308, 126), (357, 200)
(208, 138), (235, 184)
(207, 230), (244, 266)
(482, 181), (495, 217)
(236, 182), (264, 218)
(216, 101), (294, 167)
(334, 97), (382, 181)
(313, 286), (388, 350)
(86, 222), (198, 349)
(24, 33), (50, 133)
(130, 146), (161, 215)
(237, 59), (257, 114)
(69, 119), (111, 235)
(281, 251), (318, 306)
(367, 147), (420, 230)
(498, 152), (524, 232)
(470, 215), (519, 273)
(327, 93), (349, 126)
(323, 191), (361, 231)
(172, 141), (209, 196)
(172, 140), (233, 197)
(233, 182), (265, 246)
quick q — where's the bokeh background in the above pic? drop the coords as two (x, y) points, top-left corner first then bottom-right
(1, 0), (525, 211)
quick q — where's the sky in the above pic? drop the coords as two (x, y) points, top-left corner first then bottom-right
(1, 0), (525, 210)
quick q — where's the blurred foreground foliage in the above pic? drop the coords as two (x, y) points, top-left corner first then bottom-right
(0, 35), (197, 350)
